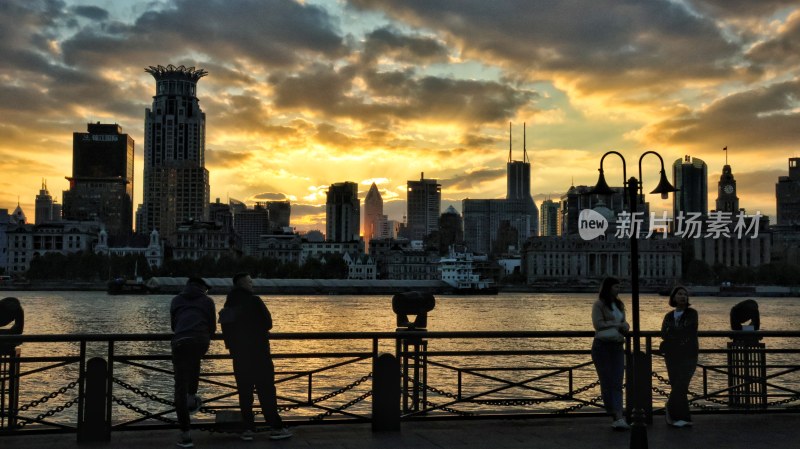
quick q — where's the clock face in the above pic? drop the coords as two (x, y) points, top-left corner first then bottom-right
(723, 184), (734, 194)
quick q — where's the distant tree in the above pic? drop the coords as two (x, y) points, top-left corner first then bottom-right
(757, 263), (800, 285)
(319, 254), (348, 279)
(682, 259), (714, 285)
(27, 252), (69, 279)
(276, 261), (302, 279)
(301, 258), (324, 278)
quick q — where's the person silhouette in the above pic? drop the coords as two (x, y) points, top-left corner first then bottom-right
(660, 286), (699, 428)
(170, 277), (216, 448)
(591, 277), (631, 430)
(0, 297), (24, 352)
(219, 273), (292, 441)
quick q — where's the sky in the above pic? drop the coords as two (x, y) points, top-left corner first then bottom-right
(1, 0), (799, 232)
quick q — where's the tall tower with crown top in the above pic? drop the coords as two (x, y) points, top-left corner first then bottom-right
(142, 64), (210, 243)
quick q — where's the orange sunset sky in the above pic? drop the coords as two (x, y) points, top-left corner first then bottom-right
(1, 0), (799, 231)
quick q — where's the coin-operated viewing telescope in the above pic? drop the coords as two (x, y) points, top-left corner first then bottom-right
(392, 291), (435, 330)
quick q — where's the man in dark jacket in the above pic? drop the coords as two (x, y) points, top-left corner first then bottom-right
(219, 273), (291, 441)
(170, 276), (216, 448)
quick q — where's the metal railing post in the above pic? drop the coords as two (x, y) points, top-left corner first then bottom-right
(77, 357), (110, 442)
(372, 353), (400, 431)
(0, 347), (21, 430)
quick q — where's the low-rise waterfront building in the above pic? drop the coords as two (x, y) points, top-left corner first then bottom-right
(523, 235), (682, 286)
(257, 231), (302, 265)
(173, 220), (239, 260)
(343, 252), (377, 280)
(385, 247), (440, 281)
(95, 227), (163, 269)
(301, 240), (364, 264)
(6, 221), (101, 273)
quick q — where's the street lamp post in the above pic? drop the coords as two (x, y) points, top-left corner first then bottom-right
(590, 150), (677, 449)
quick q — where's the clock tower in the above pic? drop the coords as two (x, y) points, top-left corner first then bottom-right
(716, 164), (739, 214)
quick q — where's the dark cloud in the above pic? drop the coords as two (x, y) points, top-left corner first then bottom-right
(272, 64), (536, 125)
(314, 123), (356, 147)
(306, 123), (422, 152)
(644, 79), (800, 150)
(348, 0), (740, 93)
(72, 5), (109, 21)
(205, 149), (252, 168)
(690, 0), (798, 18)
(747, 13), (800, 71)
(363, 26), (449, 64)
(249, 192), (288, 201)
(205, 93), (271, 133)
(61, 0), (345, 71)
(461, 133), (500, 148)
(440, 168), (506, 192)
(270, 63), (355, 112)
(0, 1), (65, 77)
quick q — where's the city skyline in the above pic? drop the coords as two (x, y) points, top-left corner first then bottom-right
(2, 1), (799, 231)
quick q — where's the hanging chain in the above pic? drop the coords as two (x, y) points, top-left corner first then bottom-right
(16, 382), (78, 412)
(15, 397), (80, 429)
(113, 377), (175, 407)
(310, 391), (372, 421)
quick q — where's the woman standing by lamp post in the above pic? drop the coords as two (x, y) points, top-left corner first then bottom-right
(591, 277), (631, 430)
(660, 285), (699, 428)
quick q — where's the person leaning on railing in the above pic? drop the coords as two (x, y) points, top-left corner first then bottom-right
(659, 285), (699, 428)
(170, 277), (216, 448)
(218, 273), (292, 441)
(0, 297), (24, 352)
(591, 277), (631, 431)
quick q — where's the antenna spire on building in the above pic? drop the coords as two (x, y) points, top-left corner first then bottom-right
(523, 122), (528, 163)
(508, 122), (512, 163)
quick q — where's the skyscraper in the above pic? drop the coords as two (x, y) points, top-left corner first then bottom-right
(406, 173), (441, 241)
(63, 123), (134, 238)
(673, 155), (708, 218)
(234, 203), (269, 256)
(326, 182), (360, 242)
(539, 199), (560, 236)
(363, 182), (383, 250)
(438, 205), (464, 254)
(141, 65), (209, 243)
(267, 201), (291, 230)
(507, 123), (538, 236)
(777, 158), (800, 226)
(463, 123), (539, 253)
(35, 180), (53, 225)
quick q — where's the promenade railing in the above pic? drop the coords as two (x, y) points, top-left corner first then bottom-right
(1, 330), (799, 438)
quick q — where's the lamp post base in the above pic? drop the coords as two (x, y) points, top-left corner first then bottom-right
(629, 407), (648, 449)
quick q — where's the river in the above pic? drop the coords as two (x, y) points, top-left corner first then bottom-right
(3, 291), (798, 423)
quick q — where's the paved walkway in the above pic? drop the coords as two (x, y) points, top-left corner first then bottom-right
(2, 414), (798, 448)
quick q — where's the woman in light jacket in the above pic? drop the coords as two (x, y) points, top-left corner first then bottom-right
(660, 285), (699, 428)
(591, 277), (630, 430)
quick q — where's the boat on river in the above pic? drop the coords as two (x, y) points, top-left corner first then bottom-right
(107, 277), (150, 295)
(107, 261), (150, 295)
(439, 247), (498, 295)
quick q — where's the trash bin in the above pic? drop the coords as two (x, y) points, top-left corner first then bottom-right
(727, 300), (766, 409)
